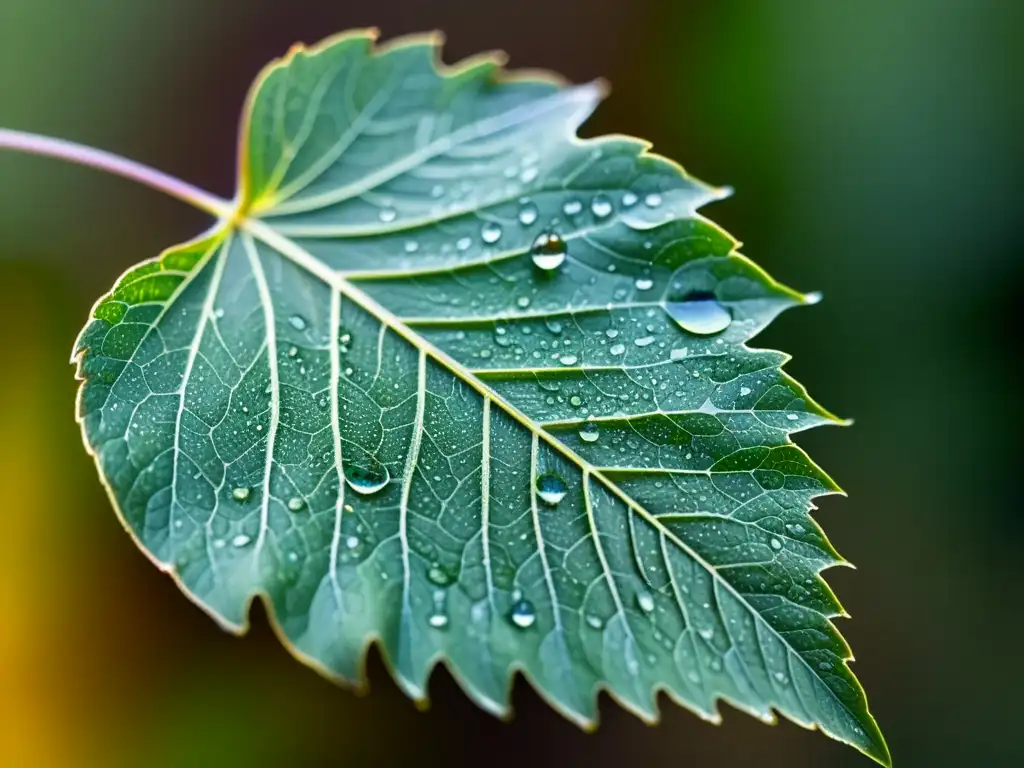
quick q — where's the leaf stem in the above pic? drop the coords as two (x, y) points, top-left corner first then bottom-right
(0, 128), (234, 218)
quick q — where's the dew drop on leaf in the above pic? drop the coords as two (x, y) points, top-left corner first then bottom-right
(622, 191), (639, 207)
(518, 200), (538, 226)
(232, 534), (251, 548)
(379, 207), (397, 222)
(530, 232), (567, 271)
(636, 590), (655, 613)
(666, 293), (732, 335)
(562, 199), (582, 216)
(345, 464), (390, 495)
(481, 222), (503, 244)
(585, 614), (604, 630)
(510, 599), (537, 628)
(427, 565), (451, 586)
(536, 473), (567, 505)
(288, 314), (307, 331)
(591, 194), (613, 218)
(287, 496), (305, 512)
(644, 192), (662, 208)
(231, 487), (251, 502)
(579, 421), (600, 443)
(634, 277), (654, 291)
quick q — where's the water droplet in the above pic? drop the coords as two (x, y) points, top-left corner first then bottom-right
(670, 347), (688, 361)
(698, 627), (714, 641)
(644, 192), (663, 208)
(740, 386), (752, 396)
(379, 207), (397, 223)
(516, 296), (531, 308)
(530, 232), (567, 271)
(585, 614), (604, 629)
(786, 413), (799, 421)
(634, 335), (655, 347)
(818, 661), (833, 671)
(288, 315), (307, 331)
(666, 293), (732, 335)
(345, 464), (390, 495)
(770, 537), (783, 550)
(510, 599), (536, 628)
(481, 222), (503, 244)
(232, 534), (251, 548)
(579, 422), (600, 443)
(605, 328), (619, 339)
(428, 565), (451, 586)
(430, 184), (445, 198)
(610, 343), (626, 356)
(591, 194), (613, 218)
(536, 474), (568, 505)
(429, 612), (449, 629)
(622, 192), (639, 207)
(232, 487), (251, 502)
(803, 291), (823, 305)
(636, 590), (655, 613)
(520, 166), (539, 184)
(559, 354), (578, 366)
(518, 201), (539, 226)
(345, 535), (359, 549)
(287, 496), (305, 512)
(562, 199), (582, 216)
(634, 277), (654, 291)
(773, 671), (788, 684)
(569, 395), (583, 407)
(456, 236), (472, 251)
(214, 307), (225, 319)
(404, 240), (419, 253)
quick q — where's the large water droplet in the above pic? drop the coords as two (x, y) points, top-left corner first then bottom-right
(231, 487), (251, 502)
(536, 473), (567, 505)
(481, 222), (503, 244)
(591, 194), (613, 218)
(622, 191), (639, 207)
(579, 421), (600, 443)
(379, 207), (397, 223)
(232, 534), (251, 548)
(288, 314), (307, 331)
(287, 496), (305, 512)
(429, 612), (449, 629)
(530, 232), (567, 271)
(559, 354), (578, 366)
(609, 343), (626, 356)
(634, 277), (654, 291)
(345, 464), (390, 495)
(510, 599), (537, 628)
(518, 201), (539, 226)
(666, 293), (732, 335)
(644, 193), (663, 208)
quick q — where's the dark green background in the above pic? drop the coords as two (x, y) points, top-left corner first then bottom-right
(2, 1), (1021, 766)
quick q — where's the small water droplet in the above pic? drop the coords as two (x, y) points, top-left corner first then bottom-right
(510, 599), (536, 628)
(634, 277), (654, 291)
(610, 343), (626, 356)
(670, 347), (689, 361)
(287, 496), (305, 512)
(636, 590), (655, 613)
(698, 627), (714, 641)
(232, 487), (251, 502)
(345, 535), (359, 549)
(666, 293), (732, 335)
(232, 534), (251, 548)
(429, 612), (449, 629)
(634, 336), (655, 347)
(562, 199), (582, 216)
(622, 192), (638, 207)
(579, 421), (600, 443)
(740, 386), (752, 396)
(536, 474), (567, 505)
(481, 222), (503, 244)
(559, 354), (578, 366)
(605, 328), (619, 339)
(404, 240), (419, 253)
(379, 207), (397, 223)
(288, 314), (308, 331)
(428, 565), (451, 586)
(591, 194), (613, 218)
(520, 166), (539, 184)
(214, 308), (225, 319)
(531, 232), (567, 271)
(516, 296), (531, 308)
(345, 464), (390, 495)
(786, 413), (799, 421)
(644, 192), (663, 208)
(569, 395), (583, 407)
(518, 201), (539, 226)
(818, 661), (833, 671)
(770, 537), (783, 550)
(586, 614), (604, 629)
(456, 236), (472, 251)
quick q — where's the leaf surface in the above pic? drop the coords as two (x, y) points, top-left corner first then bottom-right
(74, 30), (888, 764)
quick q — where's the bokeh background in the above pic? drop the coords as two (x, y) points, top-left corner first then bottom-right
(2, 1), (1021, 766)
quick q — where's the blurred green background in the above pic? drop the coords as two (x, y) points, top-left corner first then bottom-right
(2, 1), (1021, 766)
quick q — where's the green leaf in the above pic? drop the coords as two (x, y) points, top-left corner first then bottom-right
(73, 30), (888, 764)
